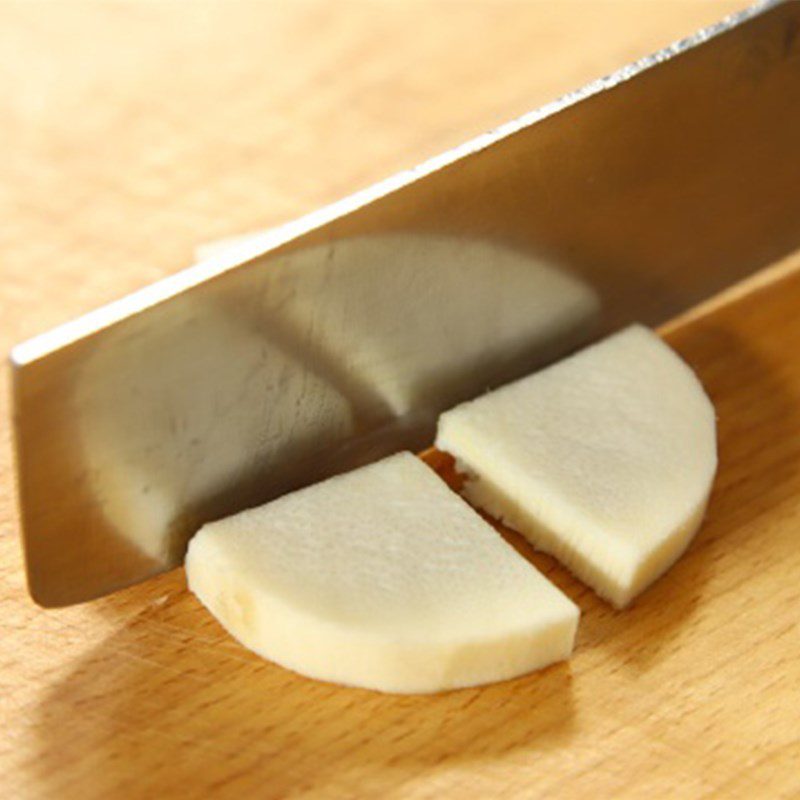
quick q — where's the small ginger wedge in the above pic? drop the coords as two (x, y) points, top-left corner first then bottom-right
(436, 325), (717, 608)
(186, 452), (578, 694)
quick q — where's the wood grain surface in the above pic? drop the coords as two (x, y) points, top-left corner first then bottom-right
(3, 2), (798, 798)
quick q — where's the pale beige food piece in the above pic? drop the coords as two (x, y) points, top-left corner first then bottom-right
(186, 452), (579, 694)
(436, 325), (717, 608)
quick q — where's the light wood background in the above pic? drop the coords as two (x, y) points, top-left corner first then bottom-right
(4, 2), (799, 798)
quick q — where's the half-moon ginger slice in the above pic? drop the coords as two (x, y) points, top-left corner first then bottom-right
(436, 325), (717, 608)
(187, 452), (578, 693)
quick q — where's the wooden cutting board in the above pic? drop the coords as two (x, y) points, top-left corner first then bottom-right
(2, 2), (798, 798)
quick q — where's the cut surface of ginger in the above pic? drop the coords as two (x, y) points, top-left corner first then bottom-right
(186, 452), (579, 694)
(436, 325), (717, 608)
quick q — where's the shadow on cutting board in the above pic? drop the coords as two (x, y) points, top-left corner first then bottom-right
(30, 585), (576, 798)
(30, 318), (799, 799)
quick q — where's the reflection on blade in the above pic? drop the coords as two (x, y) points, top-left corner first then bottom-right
(76, 234), (597, 569)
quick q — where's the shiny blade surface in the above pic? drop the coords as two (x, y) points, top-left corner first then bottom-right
(11, 0), (800, 606)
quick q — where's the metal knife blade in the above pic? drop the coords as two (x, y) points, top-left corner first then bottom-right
(10, 0), (800, 607)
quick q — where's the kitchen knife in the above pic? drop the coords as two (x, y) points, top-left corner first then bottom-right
(10, 0), (800, 607)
